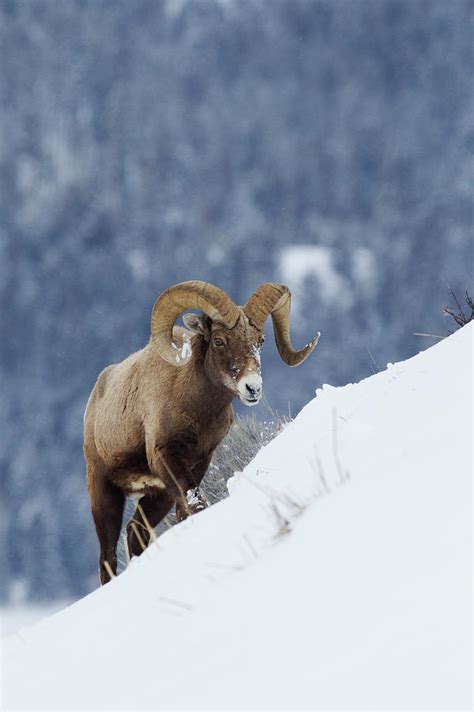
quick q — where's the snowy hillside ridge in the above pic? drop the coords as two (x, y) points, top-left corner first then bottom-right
(3, 324), (472, 710)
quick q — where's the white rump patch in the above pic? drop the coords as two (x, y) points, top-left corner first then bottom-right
(128, 476), (165, 492)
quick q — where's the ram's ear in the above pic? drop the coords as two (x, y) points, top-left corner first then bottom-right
(182, 313), (212, 340)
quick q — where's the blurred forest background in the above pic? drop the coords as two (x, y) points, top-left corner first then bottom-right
(1, 0), (472, 603)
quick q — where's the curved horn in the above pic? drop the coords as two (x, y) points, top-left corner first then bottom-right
(151, 281), (240, 366)
(244, 283), (320, 367)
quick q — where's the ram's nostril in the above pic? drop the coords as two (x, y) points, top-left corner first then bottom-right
(245, 383), (261, 395)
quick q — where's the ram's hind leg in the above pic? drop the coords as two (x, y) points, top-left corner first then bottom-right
(126, 491), (176, 559)
(88, 469), (125, 585)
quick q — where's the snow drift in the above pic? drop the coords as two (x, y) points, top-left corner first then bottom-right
(2, 324), (472, 710)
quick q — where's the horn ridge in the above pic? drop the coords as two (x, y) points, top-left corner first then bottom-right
(244, 282), (320, 367)
(151, 281), (239, 367)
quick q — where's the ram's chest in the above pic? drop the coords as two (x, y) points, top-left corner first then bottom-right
(165, 407), (232, 453)
(195, 424), (225, 455)
(197, 410), (232, 455)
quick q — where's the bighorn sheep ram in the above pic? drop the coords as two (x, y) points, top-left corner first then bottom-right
(84, 281), (320, 583)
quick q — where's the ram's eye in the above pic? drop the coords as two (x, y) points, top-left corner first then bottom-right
(213, 337), (225, 347)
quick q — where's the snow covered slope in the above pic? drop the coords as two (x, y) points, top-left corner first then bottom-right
(2, 325), (472, 710)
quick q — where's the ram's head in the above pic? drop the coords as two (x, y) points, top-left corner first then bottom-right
(151, 281), (320, 406)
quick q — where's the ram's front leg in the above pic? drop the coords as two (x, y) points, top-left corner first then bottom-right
(175, 453), (212, 523)
(148, 437), (197, 515)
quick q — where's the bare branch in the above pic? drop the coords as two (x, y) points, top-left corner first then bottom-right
(444, 288), (473, 331)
